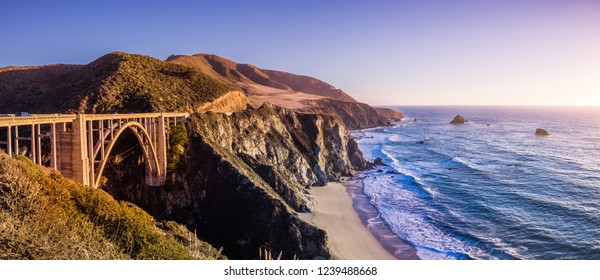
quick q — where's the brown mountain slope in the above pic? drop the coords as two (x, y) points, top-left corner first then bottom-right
(167, 53), (402, 128)
(0, 52), (237, 114)
(167, 53), (357, 102)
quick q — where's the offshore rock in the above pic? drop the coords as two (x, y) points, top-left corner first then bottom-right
(535, 128), (550, 136)
(450, 115), (468, 124)
(373, 157), (386, 166)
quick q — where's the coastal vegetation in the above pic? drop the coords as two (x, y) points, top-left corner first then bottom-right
(0, 152), (224, 260)
(167, 124), (189, 173)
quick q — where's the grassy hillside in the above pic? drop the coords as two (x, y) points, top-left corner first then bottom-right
(0, 52), (237, 114)
(0, 151), (224, 260)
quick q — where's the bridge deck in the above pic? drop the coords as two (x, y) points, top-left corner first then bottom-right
(0, 113), (189, 126)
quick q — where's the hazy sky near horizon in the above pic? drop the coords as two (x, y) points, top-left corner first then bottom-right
(1, 0), (599, 106)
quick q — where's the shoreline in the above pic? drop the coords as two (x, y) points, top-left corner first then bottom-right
(298, 181), (395, 260)
(299, 179), (418, 260)
(343, 177), (419, 260)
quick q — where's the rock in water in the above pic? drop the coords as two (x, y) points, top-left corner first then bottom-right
(373, 157), (386, 166)
(535, 128), (550, 136)
(450, 115), (468, 124)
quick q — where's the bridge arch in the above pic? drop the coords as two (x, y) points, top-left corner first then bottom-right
(93, 121), (163, 188)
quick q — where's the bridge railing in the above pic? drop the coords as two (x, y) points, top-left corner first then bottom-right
(0, 114), (77, 126)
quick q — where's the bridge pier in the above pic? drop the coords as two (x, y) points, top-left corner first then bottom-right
(71, 114), (91, 186)
(14, 126), (19, 155)
(141, 115), (168, 186)
(51, 123), (57, 170)
(7, 125), (12, 156)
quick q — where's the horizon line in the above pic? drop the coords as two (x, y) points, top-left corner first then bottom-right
(373, 104), (600, 108)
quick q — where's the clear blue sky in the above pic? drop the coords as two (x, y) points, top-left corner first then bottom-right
(1, 0), (599, 106)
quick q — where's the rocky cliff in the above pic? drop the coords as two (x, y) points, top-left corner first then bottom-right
(191, 103), (367, 208)
(101, 104), (365, 259)
(375, 107), (404, 121)
(300, 99), (391, 129)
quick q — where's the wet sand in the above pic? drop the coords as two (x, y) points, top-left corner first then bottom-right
(299, 180), (417, 260)
(344, 178), (419, 259)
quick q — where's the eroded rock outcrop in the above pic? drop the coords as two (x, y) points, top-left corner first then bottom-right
(300, 99), (390, 129)
(535, 128), (549, 136)
(375, 107), (404, 121)
(190, 102), (366, 208)
(167, 134), (330, 260)
(450, 115), (468, 124)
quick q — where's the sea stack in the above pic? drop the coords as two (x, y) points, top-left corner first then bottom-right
(535, 128), (550, 136)
(450, 115), (468, 124)
(373, 157), (387, 166)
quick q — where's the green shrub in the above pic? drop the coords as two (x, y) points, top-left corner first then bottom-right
(167, 124), (189, 173)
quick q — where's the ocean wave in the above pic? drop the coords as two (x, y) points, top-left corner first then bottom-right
(386, 134), (414, 143)
(362, 175), (490, 259)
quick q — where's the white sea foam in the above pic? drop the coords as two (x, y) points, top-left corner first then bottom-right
(362, 175), (489, 259)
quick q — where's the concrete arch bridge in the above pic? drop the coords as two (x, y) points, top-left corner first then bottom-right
(0, 113), (188, 188)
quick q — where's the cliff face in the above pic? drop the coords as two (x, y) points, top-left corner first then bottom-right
(101, 104), (366, 259)
(191, 103), (366, 208)
(375, 107), (404, 121)
(300, 99), (391, 129)
(172, 122), (331, 259)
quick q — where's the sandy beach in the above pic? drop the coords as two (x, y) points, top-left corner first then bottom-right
(299, 181), (405, 260)
(344, 179), (419, 260)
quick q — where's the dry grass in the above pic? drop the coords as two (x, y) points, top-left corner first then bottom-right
(0, 152), (225, 260)
(258, 247), (297, 260)
(0, 153), (124, 259)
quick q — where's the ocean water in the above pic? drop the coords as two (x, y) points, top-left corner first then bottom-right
(353, 106), (600, 260)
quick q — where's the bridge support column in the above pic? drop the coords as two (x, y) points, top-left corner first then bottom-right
(51, 123), (57, 170)
(7, 125), (12, 156)
(70, 114), (90, 186)
(36, 124), (42, 165)
(14, 127), (19, 155)
(143, 115), (167, 186)
(30, 124), (35, 162)
(157, 115), (167, 183)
